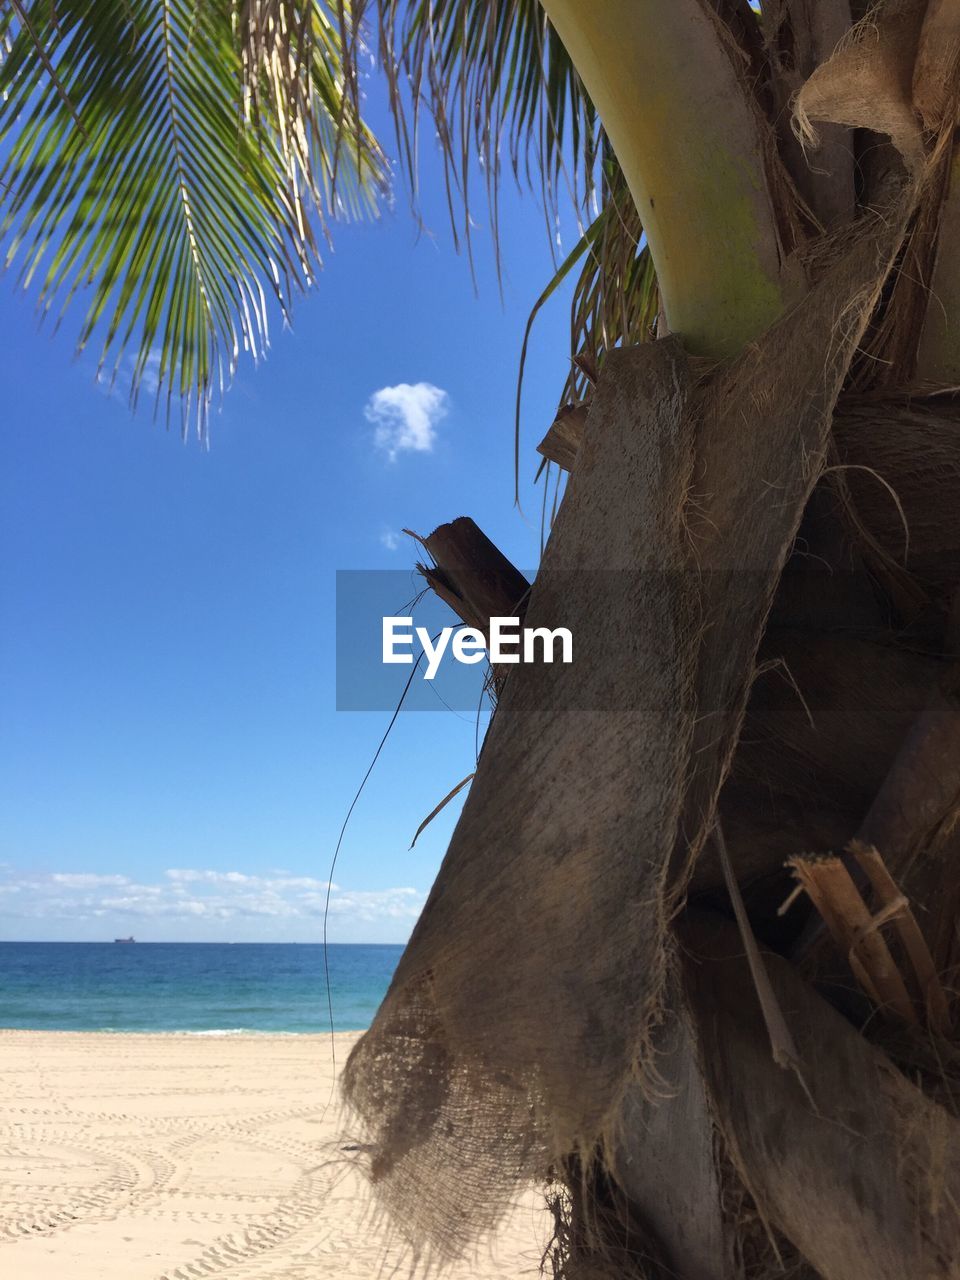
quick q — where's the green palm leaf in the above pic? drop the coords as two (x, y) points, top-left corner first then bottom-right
(0, 0), (385, 434)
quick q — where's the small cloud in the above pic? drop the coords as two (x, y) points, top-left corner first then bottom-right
(365, 382), (449, 460)
(380, 529), (402, 552)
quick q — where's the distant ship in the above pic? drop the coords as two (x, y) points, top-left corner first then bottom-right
(114, 936), (135, 944)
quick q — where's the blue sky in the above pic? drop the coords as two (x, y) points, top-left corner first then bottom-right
(0, 82), (578, 942)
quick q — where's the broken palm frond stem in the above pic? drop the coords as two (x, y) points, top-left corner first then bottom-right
(537, 407), (587, 472)
(849, 840), (952, 1033)
(791, 661), (960, 987)
(789, 845), (950, 1033)
(536, 404), (588, 474)
(410, 517), (531, 699)
(789, 853), (917, 1023)
(411, 517), (530, 640)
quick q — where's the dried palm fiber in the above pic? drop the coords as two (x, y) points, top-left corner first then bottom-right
(341, 183), (915, 1258)
(761, 0), (856, 231)
(532, 7), (960, 898)
(542, 382), (960, 606)
(793, 0), (927, 179)
(833, 396), (960, 597)
(568, 14), (949, 1275)
(913, 0), (960, 134)
(543, 381), (960, 608)
(793, 0), (960, 391)
(659, 0), (937, 949)
(665, 214), (917, 901)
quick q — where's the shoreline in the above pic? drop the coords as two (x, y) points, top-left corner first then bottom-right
(0, 1026), (362, 1036)
(0, 1028), (546, 1279)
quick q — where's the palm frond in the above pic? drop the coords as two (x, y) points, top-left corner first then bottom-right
(516, 155), (658, 499)
(0, 0), (385, 435)
(239, 0), (375, 221)
(358, 0), (602, 269)
(560, 159), (658, 406)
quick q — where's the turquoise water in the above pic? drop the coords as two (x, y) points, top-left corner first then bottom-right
(0, 942), (402, 1033)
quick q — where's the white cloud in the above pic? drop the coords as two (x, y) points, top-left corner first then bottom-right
(365, 382), (449, 460)
(324, 887), (422, 923)
(165, 869), (333, 890)
(0, 866), (425, 939)
(380, 529), (402, 552)
(50, 873), (131, 889)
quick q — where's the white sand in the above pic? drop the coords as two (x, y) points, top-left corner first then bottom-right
(0, 1030), (548, 1279)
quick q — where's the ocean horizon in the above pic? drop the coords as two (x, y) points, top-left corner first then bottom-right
(0, 941), (403, 1034)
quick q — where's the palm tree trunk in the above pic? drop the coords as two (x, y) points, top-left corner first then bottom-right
(344, 5), (960, 1276)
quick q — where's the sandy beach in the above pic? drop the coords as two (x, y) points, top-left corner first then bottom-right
(0, 1030), (547, 1279)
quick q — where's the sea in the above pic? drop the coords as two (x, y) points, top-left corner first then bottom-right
(0, 942), (402, 1034)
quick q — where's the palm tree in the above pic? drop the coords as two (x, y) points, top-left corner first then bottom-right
(5, 3), (960, 1277)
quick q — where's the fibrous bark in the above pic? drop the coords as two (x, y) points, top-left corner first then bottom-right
(343, 191), (913, 1261)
